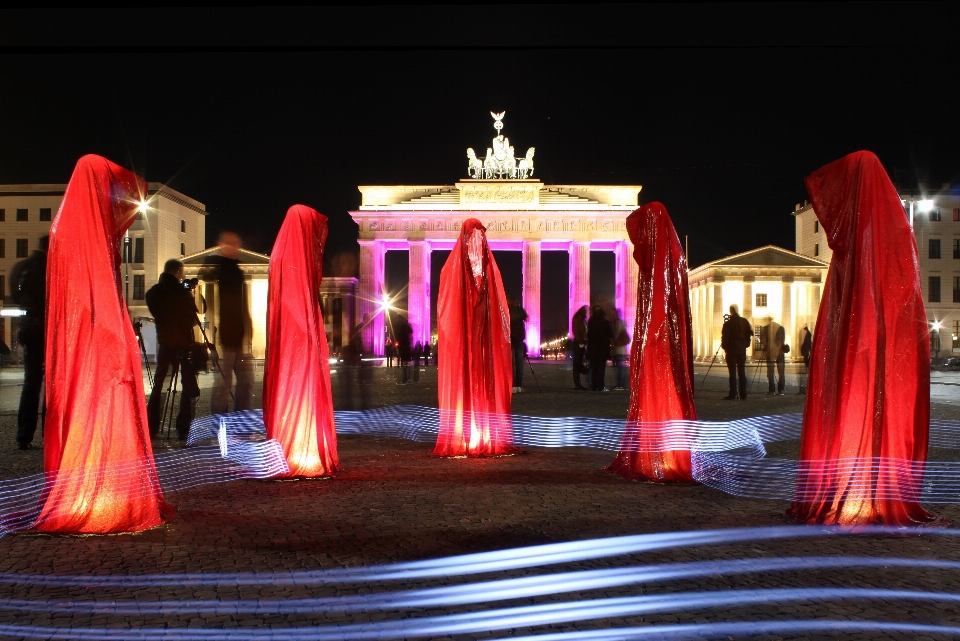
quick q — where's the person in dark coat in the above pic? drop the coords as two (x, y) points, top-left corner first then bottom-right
(201, 231), (254, 413)
(10, 235), (48, 449)
(586, 306), (614, 391)
(801, 325), (813, 369)
(396, 317), (413, 383)
(571, 305), (588, 390)
(508, 296), (529, 392)
(412, 341), (422, 382)
(721, 304), (753, 400)
(146, 259), (200, 439)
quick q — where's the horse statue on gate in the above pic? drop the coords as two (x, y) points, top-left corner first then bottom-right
(517, 147), (535, 178)
(467, 148), (484, 179)
(483, 148), (497, 179)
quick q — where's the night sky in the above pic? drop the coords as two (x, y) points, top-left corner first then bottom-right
(2, 6), (957, 339)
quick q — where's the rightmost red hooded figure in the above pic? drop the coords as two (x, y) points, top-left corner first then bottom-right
(789, 151), (942, 527)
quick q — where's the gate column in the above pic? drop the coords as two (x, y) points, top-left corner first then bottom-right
(569, 240), (591, 335)
(522, 240), (542, 356)
(358, 240), (386, 357)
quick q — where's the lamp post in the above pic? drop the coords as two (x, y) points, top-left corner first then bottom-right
(933, 320), (943, 363)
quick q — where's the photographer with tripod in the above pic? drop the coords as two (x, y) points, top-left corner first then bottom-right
(146, 259), (200, 440)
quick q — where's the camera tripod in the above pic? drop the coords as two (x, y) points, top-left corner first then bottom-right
(523, 353), (541, 393)
(134, 317), (154, 388)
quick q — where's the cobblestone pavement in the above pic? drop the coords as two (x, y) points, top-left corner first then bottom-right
(0, 362), (959, 639)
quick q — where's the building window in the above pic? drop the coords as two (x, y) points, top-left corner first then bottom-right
(756, 293), (767, 307)
(954, 277), (960, 303)
(954, 209), (960, 222)
(180, 220), (186, 233)
(15, 209), (27, 222)
(180, 243), (185, 256)
(15, 239), (28, 257)
(814, 243), (819, 257)
(134, 237), (144, 263)
(39, 208), (52, 222)
(930, 276), (941, 303)
(133, 274), (145, 300)
(0, 239), (5, 258)
(931, 209), (942, 222)
(814, 220), (819, 233)
(954, 239), (960, 259)
(954, 322), (960, 350)
(930, 238), (942, 259)
(0, 279), (4, 300)
(0, 209), (5, 222)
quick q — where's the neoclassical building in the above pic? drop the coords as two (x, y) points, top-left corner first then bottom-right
(350, 113), (641, 357)
(688, 246), (827, 361)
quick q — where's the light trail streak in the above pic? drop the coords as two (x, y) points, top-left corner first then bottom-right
(0, 588), (956, 640)
(2, 555), (959, 615)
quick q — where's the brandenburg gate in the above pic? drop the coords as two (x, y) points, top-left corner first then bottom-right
(350, 113), (641, 357)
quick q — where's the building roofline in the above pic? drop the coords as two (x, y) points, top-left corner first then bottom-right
(0, 184), (68, 195)
(147, 183), (206, 214)
(690, 244), (829, 272)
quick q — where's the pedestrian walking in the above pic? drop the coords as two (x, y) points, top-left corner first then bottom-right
(611, 308), (630, 391)
(508, 296), (528, 393)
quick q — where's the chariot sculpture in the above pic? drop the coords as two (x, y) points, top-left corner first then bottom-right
(466, 112), (535, 179)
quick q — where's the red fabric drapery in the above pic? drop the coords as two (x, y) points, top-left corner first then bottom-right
(434, 219), (518, 457)
(789, 151), (941, 526)
(607, 203), (696, 483)
(263, 205), (340, 478)
(37, 155), (171, 534)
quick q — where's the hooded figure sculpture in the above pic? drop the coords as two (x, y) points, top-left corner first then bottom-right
(263, 205), (340, 478)
(37, 155), (172, 534)
(606, 203), (697, 483)
(434, 219), (519, 457)
(789, 151), (943, 527)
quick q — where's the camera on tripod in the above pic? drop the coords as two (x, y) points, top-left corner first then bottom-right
(182, 277), (200, 291)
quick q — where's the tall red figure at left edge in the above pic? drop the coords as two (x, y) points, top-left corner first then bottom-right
(36, 155), (172, 534)
(789, 151), (943, 527)
(263, 205), (340, 477)
(434, 219), (519, 457)
(606, 203), (696, 483)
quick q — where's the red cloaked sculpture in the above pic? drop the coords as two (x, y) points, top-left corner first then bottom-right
(263, 205), (340, 478)
(789, 151), (942, 526)
(37, 155), (171, 534)
(606, 203), (697, 483)
(434, 219), (519, 457)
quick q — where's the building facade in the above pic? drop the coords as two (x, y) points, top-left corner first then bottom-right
(688, 246), (828, 362)
(0, 183), (206, 356)
(182, 248), (357, 361)
(794, 183), (960, 358)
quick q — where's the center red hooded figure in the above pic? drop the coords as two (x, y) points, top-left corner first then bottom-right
(606, 203), (696, 483)
(434, 219), (519, 457)
(37, 154), (172, 534)
(789, 151), (942, 527)
(262, 205), (340, 478)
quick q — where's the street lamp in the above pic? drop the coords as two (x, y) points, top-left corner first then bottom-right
(904, 196), (936, 228)
(932, 320), (943, 362)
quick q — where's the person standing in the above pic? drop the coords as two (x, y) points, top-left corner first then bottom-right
(571, 305), (588, 390)
(146, 259), (201, 440)
(202, 231), (254, 414)
(611, 308), (630, 391)
(396, 317), (413, 384)
(587, 306), (614, 391)
(801, 325), (813, 369)
(412, 341), (422, 383)
(721, 304), (753, 400)
(508, 296), (528, 393)
(766, 319), (786, 395)
(10, 235), (48, 450)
